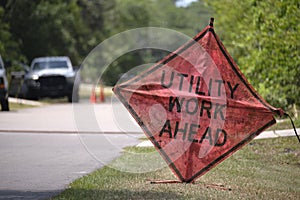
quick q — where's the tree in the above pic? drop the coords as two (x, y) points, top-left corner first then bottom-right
(204, 0), (300, 110)
(100, 0), (211, 86)
(1, 0), (213, 87)
(0, 6), (23, 63)
(4, 0), (87, 65)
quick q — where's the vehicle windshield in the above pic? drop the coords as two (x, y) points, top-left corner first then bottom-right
(32, 61), (68, 70)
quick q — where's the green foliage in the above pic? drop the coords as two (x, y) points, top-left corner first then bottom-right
(0, 6), (23, 62)
(0, 0), (210, 76)
(4, 0), (84, 64)
(205, 0), (300, 109)
(1, 0), (297, 109)
(99, 0), (211, 86)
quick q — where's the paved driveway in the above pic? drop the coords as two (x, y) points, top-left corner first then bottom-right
(0, 102), (143, 199)
(1, 102), (142, 133)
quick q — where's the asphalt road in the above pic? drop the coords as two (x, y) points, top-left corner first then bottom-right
(0, 102), (143, 199)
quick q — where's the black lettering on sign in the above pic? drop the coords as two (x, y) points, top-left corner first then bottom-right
(161, 70), (238, 99)
(215, 79), (225, 96)
(174, 121), (188, 140)
(214, 103), (226, 120)
(159, 120), (227, 147)
(168, 97), (226, 120)
(186, 98), (198, 115)
(168, 96), (185, 113)
(159, 120), (172, 138)
(227, 82), (239, 99)
(200, 100), (212, 119)
(178, 73), (188, 91)
(161, 70), (174, 88)
(207, 78), (212, 96)
(195, 76), (205, 96)
(215, 128), (227, 146)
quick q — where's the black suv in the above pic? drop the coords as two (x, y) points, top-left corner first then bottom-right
(0, 55), (9, 111)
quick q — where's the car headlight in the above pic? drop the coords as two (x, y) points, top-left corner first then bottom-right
(32, 74), (39, 80)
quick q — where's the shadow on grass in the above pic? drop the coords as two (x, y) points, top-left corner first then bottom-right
(56, 188), (183, 200)
(0, 189), (60, 200)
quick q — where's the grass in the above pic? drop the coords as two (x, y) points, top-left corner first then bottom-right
(39, 97), (70, 104)
(53, 137), (300, 200)
(267, 117), (300, 131)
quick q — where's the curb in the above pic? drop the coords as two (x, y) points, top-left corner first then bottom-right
(8, 97), (44, 106)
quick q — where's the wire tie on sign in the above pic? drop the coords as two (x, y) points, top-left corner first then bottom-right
(284, 113), (300, 143)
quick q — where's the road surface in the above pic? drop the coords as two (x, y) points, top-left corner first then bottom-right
(1, 101), (297, 199)
(0, 102), (143, 199)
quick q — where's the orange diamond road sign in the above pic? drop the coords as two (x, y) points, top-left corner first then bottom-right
(113, 18), (283, 183)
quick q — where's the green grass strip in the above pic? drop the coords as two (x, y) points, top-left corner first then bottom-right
(53, 137), (300, 200)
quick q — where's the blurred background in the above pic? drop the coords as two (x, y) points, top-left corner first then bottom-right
(0, 0), (299, 113)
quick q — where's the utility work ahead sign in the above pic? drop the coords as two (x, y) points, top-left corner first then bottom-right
(113, 18), (283, 183)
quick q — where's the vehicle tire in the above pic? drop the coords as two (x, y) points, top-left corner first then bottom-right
(1, 98), (9, 111)
(68, 92), (79, 103)
(26, 93), (39, 101)
(24, 87), (39, 101)
(68, 83), (79, 103)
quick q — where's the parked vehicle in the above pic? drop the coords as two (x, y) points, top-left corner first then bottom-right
(9, 56), (80, 102)
(0, 55), (9, 111)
